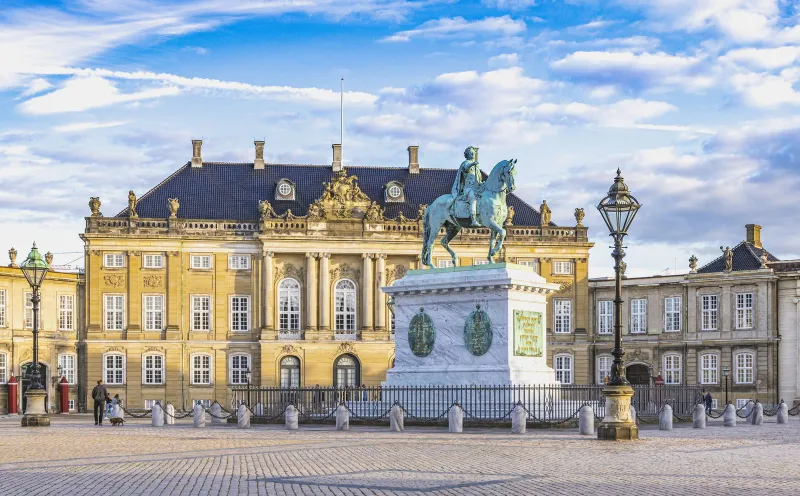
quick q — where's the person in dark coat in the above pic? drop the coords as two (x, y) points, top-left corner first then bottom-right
(704, 392), (713, 414)
(91, 380), (108, 425)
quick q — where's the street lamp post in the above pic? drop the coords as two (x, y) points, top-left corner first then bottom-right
(596, 169), (641, 441)
(723, 365), (730, 405)
(19, 243), (51, 427)
(245, 367), (252, 407)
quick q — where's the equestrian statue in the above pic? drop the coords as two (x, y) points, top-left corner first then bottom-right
(420, 146), (517, 267)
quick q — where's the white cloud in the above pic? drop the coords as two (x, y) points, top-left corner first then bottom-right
(481, 0), (537, 9)
(20, 78), (54, 97)
(381, 16), (526, 42)
(721, 46), (800, 70)
(488, 52), (520, 67)
(729, 70), (800, 108)
(527, 99), (677, 127)
(545, 36), (661, 53)
(588, 85), (617, 100)
(52, 121), (127, 133)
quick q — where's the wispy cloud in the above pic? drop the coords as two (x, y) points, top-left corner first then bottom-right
(52, 121), (128, 133)
(381, 16), (526, 42)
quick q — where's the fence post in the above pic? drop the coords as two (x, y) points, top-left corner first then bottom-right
(692, 404), (705, 429)
(511, 403), (526, 434)
(390, 404), (404, 432)
(751, 403), (764, 425)
(210, 402), (223, 425)
(578, 405), (594, 435)
(658, 404), (673, 431)
(723, 404), (736, 427)
(237, 403), (250, 429)
(152, 403), (164, 427)
(193, 402), (206, 428)
(336, 403), (349, 431)
(286, 405), (298, 430)
(448, 404), (463, 433)
(777, 400), (789, 424)
(165, 403), (175, 425)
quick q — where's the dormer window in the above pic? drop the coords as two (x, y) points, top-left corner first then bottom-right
(384, 181), (405, 203)
(276, 179), (295, 200)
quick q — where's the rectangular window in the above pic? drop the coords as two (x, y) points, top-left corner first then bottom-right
(193, 399), (211, 408)
(711, 399), (718, 409)
(143, 355), (164, 385)
(59, 354), (76, 384)
(664, 297), (681, 332)
(0, 289), (6, 327)
(630, 299), (647, 334)
(104, 354), (124, 385)
(228, 255), (251, 270)
(59, 295), (74, 331)
(143, 295), (164, 331)
(104, 295), (124, 331)
(190, 255), (212, 269)
(191, 296), (211, 331)
(664, 355), (681, 385)
(518, 259), (538, 271)
(735, 293), (754, 329)
(701, 295), (718, 331)
(700, 354), (718, 384)
(192, 355), (211, 385)
(553, 261), (573, 274)
(68, 399), (75, 411)
(104, 253), (124, 268)
(736, 398), (751, 410)
(736, 353), (754, 384)
(230, 296), (250, 332)
(230, 355), (249, 385)
(0, 353), (7, 383)
(143, 254), (164, 268)
(437, 259), (454, 268)
(25, 292), (33, 329)
(555, 355), (573, 384)
(597, 356), (612, 384)
(472, 259), (489, 266)
(597, 300), (613, 335)
(144, 399), (163, 410)
(554, 300), (572, 334)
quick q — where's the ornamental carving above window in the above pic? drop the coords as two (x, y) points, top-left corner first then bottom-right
(103, 275), (125, 287)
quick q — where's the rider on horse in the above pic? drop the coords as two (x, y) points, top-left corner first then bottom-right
(449, 146), (482, 227)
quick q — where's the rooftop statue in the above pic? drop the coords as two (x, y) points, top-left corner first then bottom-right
(420, 146), (517, 267)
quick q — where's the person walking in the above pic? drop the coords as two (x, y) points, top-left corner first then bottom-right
(91, 380), (108, 425)
(111, 394), (123, 420)
(704, 392), (713, 414)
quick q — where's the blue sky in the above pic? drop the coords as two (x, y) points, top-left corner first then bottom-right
(2, 0), (800, 276)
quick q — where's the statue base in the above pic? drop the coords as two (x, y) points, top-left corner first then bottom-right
(597, 384), (638, 440)
(22, 389), (51, 427)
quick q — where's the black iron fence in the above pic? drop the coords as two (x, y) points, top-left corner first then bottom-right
(230, 384), (704, 424)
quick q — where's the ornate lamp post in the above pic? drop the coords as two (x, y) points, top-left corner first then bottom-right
(19, 243), (51, 427)
(245, 366), (252, 407)
(723, 365), (730, 405)
(596, 170), (641, 441)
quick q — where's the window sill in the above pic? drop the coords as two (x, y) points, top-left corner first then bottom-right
(189, 384), (214, 388)
(142, 267), (165, 271)
(142, 383), (166, 387)
(188, 268), (213, 272)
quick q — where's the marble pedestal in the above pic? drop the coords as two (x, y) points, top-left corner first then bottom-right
(21, 389), (50, 427)
(384, 263), (560, 386)
(597, 385), (639, 440)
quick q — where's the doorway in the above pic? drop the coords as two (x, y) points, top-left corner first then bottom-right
(20, 362), (48, 413)
(626, 364), (650, 385)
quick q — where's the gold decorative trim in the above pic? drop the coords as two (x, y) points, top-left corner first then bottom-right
(103, 275), (125, 287)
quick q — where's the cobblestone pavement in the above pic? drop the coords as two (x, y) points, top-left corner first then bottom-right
(0, 415), (798, 495)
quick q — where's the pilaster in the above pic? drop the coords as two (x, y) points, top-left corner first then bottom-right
(375, 254), (386, 330)
(127, 251), (142, 333)
(362, 253), (374, 330)
(87, 249), (102, 333)
(319, 253), (331, 330)
(263, 251), (274, 330)
(166, 251), (181, 339)
(305, 253), (318, 330)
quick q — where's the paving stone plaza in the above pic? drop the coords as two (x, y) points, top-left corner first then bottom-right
(1, 415), (798, 495)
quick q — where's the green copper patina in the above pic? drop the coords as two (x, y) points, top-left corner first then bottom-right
(408, 308), (435, 357)
(420, 146), (517, 267)
(464, 304), (493, 356)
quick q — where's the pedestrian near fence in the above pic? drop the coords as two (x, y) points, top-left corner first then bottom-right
(91, 380), (108, 425)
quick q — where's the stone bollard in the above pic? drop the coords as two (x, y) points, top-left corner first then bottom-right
(165, 403), (175, 425)
(210, 403), (223, 425)
(723, 404), (736, 427)
(255, 402), (264, 417)
(578, 405), (594, 435)
(389, 405), (404, 432)
(777, 401), (789, 424)
(336, 404), (350, 431)
(658, 405), (673, 431)
(692, 404), (706, 429)
(448, 405), (463, 433)
(152, 403), (164, 427)
(630, 405), (638, 426)
(751, 403), (764, 425)
(285, 405), (299, 430)
(193, 403), (206, 428)
(237, 404), (250, 429)
(511, 404), (527, 434)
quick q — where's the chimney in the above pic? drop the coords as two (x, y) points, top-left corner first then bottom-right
(254, 140), (265, 169)
(191, 139), (203, 168)
(332, 143), (342, 172)
(408, 145), (420, 174)
(746, 223), (762, 248)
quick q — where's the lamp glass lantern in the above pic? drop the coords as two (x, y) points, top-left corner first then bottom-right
(20, 243), (50, 289)
(723, 365), (730, 378)
(597, 169), (641, 239)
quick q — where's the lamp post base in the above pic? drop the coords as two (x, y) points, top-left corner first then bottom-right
(597, 384), (638, 441)
(21, 389), (50, 427)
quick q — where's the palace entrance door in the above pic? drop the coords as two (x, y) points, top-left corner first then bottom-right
(626, 364), (650, 385)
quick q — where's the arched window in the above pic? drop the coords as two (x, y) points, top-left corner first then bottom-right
(334, 279), (357, 332)
(229, 354), (250, 385)
(142, 353), (164, 385)
(554, 354), (573, 384)
(596, 355), (612, 384)
(280, 356), (301, 388)
(278, 278), (301, 331)
(334, 354), (360, 388)
(663, 354), (682, 385)
(103, 353), (125, 385)
(735, 352), (754, 384)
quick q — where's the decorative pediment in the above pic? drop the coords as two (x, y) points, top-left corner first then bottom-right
(330, 263), (360, 282)
(274, 263), (305, 284)
(280, 344), (302, 355)
(627, 349), (649, 363)
(385, 265), (407, 283)
(311, 169), (372, 220)
(333, 342), (358, 357)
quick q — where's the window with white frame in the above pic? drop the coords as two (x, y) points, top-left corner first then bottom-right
(194, 399), (211, 408)
(190, 255), (212, 269)
(334, 279), (357, 332)
(630, 299), (647, 334)
(104, 294), (124, 331)
(735, 293), (754, 329)
(228, 255), (251, 270)
(25, 292), (33, 328)
(472, 259), (489, 266)
(597, 355), (612, 384)
(0, 352), (7, 383)
(104, 353), (125, 384)
(701, 294), (718, 330)
(736, 398), (752, 410)
(191, 296), (211, 331)
(554, 299), (572, 334)
(437, 259), (454, 268)
(700, 354), (718, 384)
(143, 295), (164, 331)
(230, 354), (249, 385)
(143, 253), (164, 269)
(144, 399), (162, 410)
(58, 295), (74, 331)
(281, 356), (301, 388)
(598, 300), (613, 335)
(664, 296), (681, 332)
(518, 259), (538, 271)
(0, 289), (6, 327)
(278, 279), (301, 331)
(104, 253), (124, 268)
(711, 399), (718, 409)
(142, 354), (164, 385)
(553, 260), (573, 274)
(58, 354), (76, 384)
(735, 352), (754, 384)
(663, 354), (681, 385)
(554, 355), (573, 384)
(230, 296), (250, 332)
(68, 399), (75, 411)
(192, 354), (212, 385)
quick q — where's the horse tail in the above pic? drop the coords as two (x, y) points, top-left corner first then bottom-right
(421, 206), (432, 263)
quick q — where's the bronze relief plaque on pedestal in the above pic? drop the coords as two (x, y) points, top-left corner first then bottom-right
(463, 304), (493, 356)
(408, 308), (435, 357)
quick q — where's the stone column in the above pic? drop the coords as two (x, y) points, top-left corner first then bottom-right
(375, 254), (386, 330)
(166, 251), (181, 339)
(263, 251), (274, 330)
(127, 251), (141, 333)
(319, 253), (331, 330)
(362, 254), (374, 330)
(306, 253), (318, 330)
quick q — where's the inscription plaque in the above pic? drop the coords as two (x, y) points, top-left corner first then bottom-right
(408, 308), (435, 357)
(513, 310), (543, 357)
(463, 304), (492, 356)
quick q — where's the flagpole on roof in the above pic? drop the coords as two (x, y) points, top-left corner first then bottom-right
(340, 78), (344, 162)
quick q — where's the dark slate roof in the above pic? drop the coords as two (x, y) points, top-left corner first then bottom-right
(118, 162), (545, 226)
(697, 241), (780, 273)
